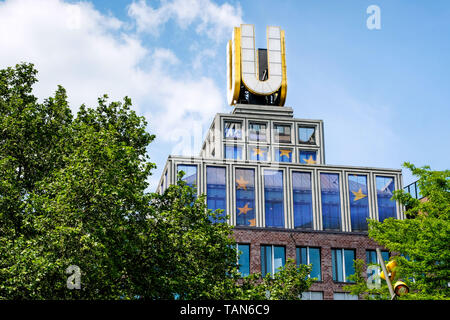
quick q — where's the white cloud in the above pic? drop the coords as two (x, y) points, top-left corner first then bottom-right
(128, 0), (243, 40)
(0, 0), (147, 112)
(0, 0), (240, 136)
(0, 0), (243, 190)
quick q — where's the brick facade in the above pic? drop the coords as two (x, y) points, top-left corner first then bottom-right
(232, 227), (384, 300)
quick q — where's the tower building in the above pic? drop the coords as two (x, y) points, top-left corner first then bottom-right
(156, 24), (404, 300)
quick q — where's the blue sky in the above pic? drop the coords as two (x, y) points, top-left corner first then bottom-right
(1, 0), (448, 189)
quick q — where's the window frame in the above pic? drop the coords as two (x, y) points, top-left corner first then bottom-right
(261, 167), (287, 228)
(176, 163), (199, 191)
(374, 174), (398, 222)
(272, 122), (293, 144)
(318, 170), (344, 232)
(236, 243), (251, 277)
(290, 169), (315, 230)
(260, 244), (286, 277)
(297, 124), (317, 145)
(248, 144), (270, 162)
(247, 121), (269, 143)
(345, 172), (372, 232)
(223, 143), (245, 160)
(331, 248), (356, 283)
(273, 146), (294, 163)
(301, 291), (324, 300)
(234, 167), (257, 227)
(223, 119), (244, 141)
(296, 246), (322, 281)
(205, 165), (228, 223)
(298, 148), (319, 165)
(333, 292), (359, 300)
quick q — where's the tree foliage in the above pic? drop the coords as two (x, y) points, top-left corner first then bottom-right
(0, 63), (313, 300)
(231, 259), (314, 300)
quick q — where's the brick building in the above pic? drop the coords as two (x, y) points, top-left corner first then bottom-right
(156, 24), (404, 300)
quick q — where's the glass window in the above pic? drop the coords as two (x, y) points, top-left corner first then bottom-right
(320, 173), (341, 231)
(274, 147), (293, 163)
(366, 250), (389, 281)
(177, 164), (197, 188)
(164, 170), (168, 189)
(333, 292), (358, 300)
(237, 244), (250, 277)
(299, 150), (317, 165)
(298, 126), (316, 144)
(366, 250), (389, 265)
(376, 176), (397, 222)
(224, 145), (243, 160)
(332, 249), (355, 283)
(249, 122), (267, 142)
(297, 247), (321, 281)
(348, 174), (370, 231)
(235, 168), (256, 227)
(249, 146), (269, 161)
(273, 124), (291, 143)
(292, 172), (313, 229)
(224, 121), (242, 139)
(261, 245), (285, 277)
(264, 170), (285, 228)
(301, 291), (323, 300)
(206, 166), (227, 223)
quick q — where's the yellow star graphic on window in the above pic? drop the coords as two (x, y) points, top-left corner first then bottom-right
(303, 155), (316, 164)
(252, 148), (266, 156)
(248, 218), (256, 227)
(352, 188), (367, 201)
(237, 203), (253, 215)
(236, 176), (250, 190)
(279, 149), (291, 158)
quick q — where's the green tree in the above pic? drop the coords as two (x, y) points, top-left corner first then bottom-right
(343, 259), (391, 300)
(0, 63), (156, 298)
(345, 163), (449, 300)
(0, 63), (314, 300)
(232, 259), (314, 300)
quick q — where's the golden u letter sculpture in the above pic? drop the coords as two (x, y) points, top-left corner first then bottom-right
(227, 24), (287, 106)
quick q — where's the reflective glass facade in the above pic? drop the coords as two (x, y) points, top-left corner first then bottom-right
(224, 121), (242, 139)
(261, 245), (285, 276)
(237, 244), (250, 277)
(366, 250), (389, 283)
(348, 174), (369, 231)
(249, 146), (269, 161)
(299, 150), (317, 164)
(366, 250), (389, 265)
(297, 247), (321, 281)
(274, 147), (293, 162)
(298, 126), (315, 144)
(264, 170), (284, 228)
(376, 176), (397, 222)
(235, 168), (256, 227)
(274, 124), (291, 143)
(206, 166), (227, 222)
(248, 122), (267, 142)
(321, 173), (341, 231)
(177, 164), (197, 188)
(292, 171), (313, 229)
(332, 248), (355, 283)
(224, 145), (243, 160)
